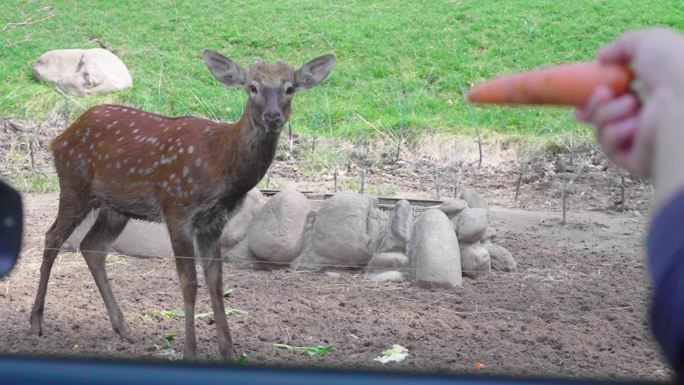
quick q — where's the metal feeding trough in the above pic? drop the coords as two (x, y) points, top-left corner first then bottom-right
(258, 189), (443, 211)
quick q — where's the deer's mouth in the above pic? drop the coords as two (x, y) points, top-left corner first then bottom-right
(264, 122), (284, 135)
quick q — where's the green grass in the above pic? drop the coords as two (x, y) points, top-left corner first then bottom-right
(1, 1), (682, 139)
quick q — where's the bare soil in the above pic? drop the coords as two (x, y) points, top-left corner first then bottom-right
(0, 155), (672, 382)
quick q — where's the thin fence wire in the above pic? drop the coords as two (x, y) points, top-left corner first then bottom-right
(35, 246), (642, 278)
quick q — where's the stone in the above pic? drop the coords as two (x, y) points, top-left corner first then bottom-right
(65, 189), (265, 259)
(222, 236), (254, 265)
(304, 192), (386, 266)
(247, 189), (310, 263)
(408, 209), (461, 288)
(456, 208), (489, 243)
(460, 243), (491, 278)
(64, 209), (173, 258)
(484, 244), (516, 272)
(367, 252), (409, 272)
(379, 200), (413, 252)
(460, 189), (491, 222)
(220, 188), (265, 249)
(437, 198), (468, 217)
(481, 226), (497, 244)
(33, 48), (132, 96)
(367, 270), (405, 283)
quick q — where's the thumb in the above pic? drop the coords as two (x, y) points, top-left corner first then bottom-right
(598, 29), (647, 65)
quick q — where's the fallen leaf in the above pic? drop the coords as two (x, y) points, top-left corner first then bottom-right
(374, 344), (409, 364)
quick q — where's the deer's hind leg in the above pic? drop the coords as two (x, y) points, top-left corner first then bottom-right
(30, 191), (94, 336)
(79, 207), (132, 341)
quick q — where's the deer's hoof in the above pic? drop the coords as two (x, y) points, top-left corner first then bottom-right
(29, 314), (44, 336)
(114, 325), (135, 343)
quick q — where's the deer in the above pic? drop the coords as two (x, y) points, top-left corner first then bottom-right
(29, 49), (335, 360)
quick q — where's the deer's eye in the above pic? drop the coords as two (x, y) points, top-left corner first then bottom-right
(249, 84), (258, 94)
(285, 86), (295, 95)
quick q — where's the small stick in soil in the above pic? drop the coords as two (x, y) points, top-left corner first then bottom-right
(514, 169), (523, 201)
(360, 163), (365, 194)
(561, 180), (567, 225)
(266, 171), (271, 189)
(28, 140), (35, 171)
(453, 170), (459, 198)
(311, 135), (317, 153)
(333, 163), (338, 193)
(620, 174), (626, 212)
(476, 132), (483, 167)
(434, 167), (441, 199)
(288, 122), (293, 154)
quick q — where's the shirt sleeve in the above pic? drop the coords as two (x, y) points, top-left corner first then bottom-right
(647, 189), (684, 375)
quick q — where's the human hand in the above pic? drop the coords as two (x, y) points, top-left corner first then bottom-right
(576, 28), (684, 177)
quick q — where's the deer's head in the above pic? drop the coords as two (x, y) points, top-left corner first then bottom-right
(203, 50), (335, 134)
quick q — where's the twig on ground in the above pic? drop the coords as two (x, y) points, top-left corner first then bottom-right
(2, 9), (55, 32)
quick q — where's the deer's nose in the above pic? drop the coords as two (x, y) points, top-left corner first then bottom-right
(263, 112), (282, 127)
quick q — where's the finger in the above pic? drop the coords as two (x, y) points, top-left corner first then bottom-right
(593, 93), (640, 128)
(598, 116), (638, 166)
(582, 86), (614, 123)
(598, 29), (646, 64)
(629, 91), (663, 177)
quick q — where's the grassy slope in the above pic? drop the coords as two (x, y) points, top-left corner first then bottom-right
(1, 1), (682, 139)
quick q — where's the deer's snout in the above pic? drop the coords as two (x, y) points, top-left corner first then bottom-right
(263, 112), (283, 129)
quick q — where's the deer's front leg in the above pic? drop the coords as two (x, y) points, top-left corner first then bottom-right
(197, 229), (235, 361)
(167, 224), (198, 361)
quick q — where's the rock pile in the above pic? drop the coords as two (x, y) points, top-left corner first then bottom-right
(64, 188), (515, 289)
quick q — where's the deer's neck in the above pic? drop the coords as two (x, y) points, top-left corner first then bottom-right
(215, 103), (280, 194)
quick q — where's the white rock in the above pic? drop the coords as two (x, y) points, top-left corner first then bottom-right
(33, 48), (132, 95)
(367, 252), (409, 272)
(220, 188), (265, 249)
(481, 226), (497, 244)
(64, 209), (173, 258)
(484, 244), (516, 272)
(456, 208), (489, 243)
(408, 209), (461, 288)
(379, 200), (413, 252)
(460, 189), (491, 222)
(65, 188), (264, 259)
(367, 270), (404, 283)
(305, 192), (386, 266)
(460, 243), (491, 278)
(247, 189), (310, 263)
(437, 198), (468, 217)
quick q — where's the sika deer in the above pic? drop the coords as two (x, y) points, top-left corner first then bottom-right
(30, 50), (335, 360)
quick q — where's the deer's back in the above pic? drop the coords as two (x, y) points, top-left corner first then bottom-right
(52, 104), (227, 222)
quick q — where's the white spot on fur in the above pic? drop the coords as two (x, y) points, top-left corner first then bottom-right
(182, 166), (189, 177)
(187, 145), (194, 154)
(194, 158), (202, 167)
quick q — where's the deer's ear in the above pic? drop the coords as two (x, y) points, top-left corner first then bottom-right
(203, 49), (246, 88)
(294, 54), (335, 91)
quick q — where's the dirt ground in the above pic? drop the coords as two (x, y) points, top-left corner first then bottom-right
(0, 148), (673, 382)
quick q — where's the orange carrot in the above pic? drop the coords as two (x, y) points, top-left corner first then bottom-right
(467, 61), (633, 107)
